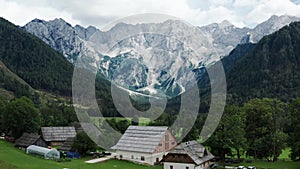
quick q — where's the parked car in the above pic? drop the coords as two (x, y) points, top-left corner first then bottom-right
(102, 151), (112, 156)
(236, 166), (247, 169)
(209, 163), (219, 168)
(248, 166), (256, 169)
(88, 151), (105, 158)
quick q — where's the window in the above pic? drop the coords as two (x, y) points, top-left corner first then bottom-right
(186, 167), (189, 169)
(141, 156), (145, 161)
(131, 155), (134, 159)
(170, 165), (173, 169)
(120, 155), (123, 159)
(172, 142), (176, 145)
(158, 143), (162, 146)
(156, 158), (159, 162)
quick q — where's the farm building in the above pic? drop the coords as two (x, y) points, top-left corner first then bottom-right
(41, 126), (76, 146)
(58, 137), (75, 152)
(15, 133), (48, 150)
(26, 145), (60, 159)
(111, 126), (177, 165)
(162, 140), (214, 169)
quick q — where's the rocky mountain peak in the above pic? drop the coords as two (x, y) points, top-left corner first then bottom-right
(22, 15), (300, 97)
(219, 20), (234, 28)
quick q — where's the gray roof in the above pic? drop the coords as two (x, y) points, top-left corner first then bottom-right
(41, 127), (76, 142)
(58, 137), (75, 151)
(15, 133), (42, 147)
(111, 126), (168, 153)
(170, 140), (214, 165)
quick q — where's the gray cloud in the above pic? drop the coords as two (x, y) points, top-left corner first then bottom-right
(1, 0), (300, 28)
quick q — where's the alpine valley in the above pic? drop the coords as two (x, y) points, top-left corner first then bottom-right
(1, 15), (300, 112)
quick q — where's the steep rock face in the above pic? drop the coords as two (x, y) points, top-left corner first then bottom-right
(199, 15), (300, 53)
(249, 15), (300, 42)
(23, 18), (98, 63)
(22, 15), (300, 98)
(91, 20), (214, 97)
(199, 20), (250, 55)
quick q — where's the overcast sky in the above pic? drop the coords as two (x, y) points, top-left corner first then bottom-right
(1, 0), (300, 29)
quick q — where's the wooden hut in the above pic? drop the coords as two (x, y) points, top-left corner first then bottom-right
(41, 127), (76, 146)
(58, 137), (75, 152)
(15, 133), (48, 150)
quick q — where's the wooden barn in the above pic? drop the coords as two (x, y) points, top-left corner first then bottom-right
(41, 127), (76, 146)
(111, 126), (177, 165)
(58, 137), (75, 152)
(162, 140), (214, 169)
(15, 133), (48, 150)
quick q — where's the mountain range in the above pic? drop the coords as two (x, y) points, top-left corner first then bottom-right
(22, 15), (300, 98)
(1, 15), (300, 116)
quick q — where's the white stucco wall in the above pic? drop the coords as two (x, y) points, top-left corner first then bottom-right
(164, 162), (196, 169)
(116, 150), (166, 165)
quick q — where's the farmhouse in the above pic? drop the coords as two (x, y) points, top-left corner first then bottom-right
(162, 140), (214, 169)
(41, 126), (76, 146)
(111, 126), (177, 165)
(15, 133), (48, 150)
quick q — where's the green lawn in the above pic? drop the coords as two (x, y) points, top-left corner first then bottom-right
(91, 117), (151, 127)
(233, 160), (300, 169)
(1, 139), (299, 169)
(225, 148), (299, 169)
(279, 148), (291, 160)
(0, 140), (162, 169)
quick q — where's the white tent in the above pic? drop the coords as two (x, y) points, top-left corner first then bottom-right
(26, 145), (60, 159)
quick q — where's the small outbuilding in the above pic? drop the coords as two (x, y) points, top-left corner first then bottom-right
(26, 145), (60, 159)
(41, 126), (76, 146)
(58, 137), (75, 152)
(111, 125), (177, 165)
(162, 140), (214, 169)
(15, 133), (48, 150)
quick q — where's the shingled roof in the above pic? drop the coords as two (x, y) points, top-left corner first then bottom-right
(15, 133), (44, 147)
(170, 140), (214, 165)
(41, 127), (76, 142)
(111, 126), (168, 153)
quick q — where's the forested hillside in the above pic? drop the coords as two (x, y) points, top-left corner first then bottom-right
(227, 22), (300, 103)
(0, 18), (73, 96)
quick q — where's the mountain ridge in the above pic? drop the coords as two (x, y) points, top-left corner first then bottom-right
(21, 15), (300, 98)
(0, 17), (73, 96)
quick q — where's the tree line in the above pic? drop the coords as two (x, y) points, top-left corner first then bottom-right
(205, 98), (300, 162)
(0, 96), (77, 139)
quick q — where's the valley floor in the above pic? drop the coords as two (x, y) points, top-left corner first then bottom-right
(0, 139), (299, 169)
(0, 139), (162, 169)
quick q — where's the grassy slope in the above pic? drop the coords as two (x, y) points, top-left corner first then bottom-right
(0, 61), (32, 89)
(0, 140), (162, 169)
(0, 60), (32, 99)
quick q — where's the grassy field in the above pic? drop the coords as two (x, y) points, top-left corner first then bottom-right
(232, 160), (300, 169)
(0, 140), (162, 169)
(1, 139), (299, 169)
(91, 117), (151, 127)
(225, 148), (299, 169)
(279, 148), (291, 160)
